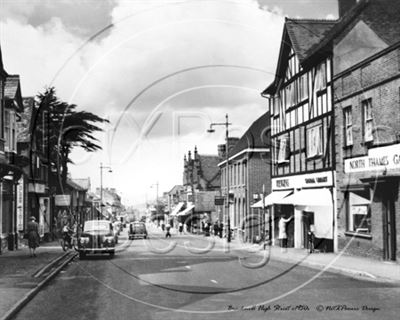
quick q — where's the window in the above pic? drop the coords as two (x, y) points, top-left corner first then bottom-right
(277, 135), (290, 163)
(347, 190), (371, 234)
(306, 124), (323, 158)
(315, 62), (326, 91)
(299, 73), (308, 101)
(343, 106), (353, 146)
(362, 99), (373, 142)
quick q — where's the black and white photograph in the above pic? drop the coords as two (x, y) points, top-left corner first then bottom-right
(0, 0), (399, 319)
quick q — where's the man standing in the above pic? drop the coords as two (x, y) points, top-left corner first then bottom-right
(278, 215), (293, 251)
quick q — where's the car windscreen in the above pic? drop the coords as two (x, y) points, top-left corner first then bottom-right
(84, 221), (110, 232)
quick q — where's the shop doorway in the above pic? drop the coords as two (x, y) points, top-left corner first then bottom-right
(302, 211), (314, 249)
(382, 186), (396, 261)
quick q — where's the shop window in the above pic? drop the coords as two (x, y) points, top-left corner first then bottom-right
(362, 98), (373, 142)
(347, 190), (371, 234)
(306, 124), (323, 158)
(343, 106), (353, 146)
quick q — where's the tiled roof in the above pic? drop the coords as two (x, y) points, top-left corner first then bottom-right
(197, 154), (221, 188)
(305, 0), (400, 64)
(286, 19), (336, 63)
(4, 75), (23, 111)
(4, 75), (20, 99)
(67, 179), (87, 191)
(168, 185), (184, 194)
(71, 178), (91, 191)
(17, 97), (35, 143)
(228, 112), (270, 157)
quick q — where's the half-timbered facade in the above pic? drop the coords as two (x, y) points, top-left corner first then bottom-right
(262, 18), (337, 252)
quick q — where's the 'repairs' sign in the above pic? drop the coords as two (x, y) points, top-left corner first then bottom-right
(272, 171), (333, 190)
(344, 144), (400, 173)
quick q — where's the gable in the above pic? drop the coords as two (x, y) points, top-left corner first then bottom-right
(334, 20), (388, 74)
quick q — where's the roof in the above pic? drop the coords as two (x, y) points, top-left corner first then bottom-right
(263, 19), (335, 95)
(197, 154), (221, 188)
(168, 185), (184, 194)
(66, 178), (87, 191)
(4, 75), (24, 111)
(17, 97), (35, 143)
(71, 178), (91, 190)
(228, 112), (270, 157)
(286, 19), (336, 63)
(305, 0), (400, 65)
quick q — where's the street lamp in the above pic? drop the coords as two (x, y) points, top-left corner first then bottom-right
(100, 162), (112, 219)
(207, 114), (232, 242)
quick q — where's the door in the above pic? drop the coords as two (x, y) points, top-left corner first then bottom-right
(382, 184), (397, 261)
(302, 211), (314, 249)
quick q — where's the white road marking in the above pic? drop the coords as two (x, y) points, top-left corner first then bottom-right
(185, 265), (191, 269)
(210, 279), (218, 284)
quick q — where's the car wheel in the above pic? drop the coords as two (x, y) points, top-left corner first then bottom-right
(79, 252), (86, 260)
(109, 251), (115, 258)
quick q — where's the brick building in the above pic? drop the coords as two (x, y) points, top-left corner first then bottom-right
(326, 0), (400, 261)
(219, 112), (271, 242)
(181, 147), (220, 232)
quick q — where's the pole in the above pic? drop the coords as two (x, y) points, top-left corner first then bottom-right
(100, 163), (103, 220)
(226, 114), (231, 243)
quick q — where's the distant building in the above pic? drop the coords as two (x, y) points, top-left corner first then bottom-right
(218, 112), (271, 242)
(181, 147), (221, 232)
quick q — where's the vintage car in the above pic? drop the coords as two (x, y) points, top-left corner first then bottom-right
(77, 220), (116, 259)
(129, 222), (148, 240)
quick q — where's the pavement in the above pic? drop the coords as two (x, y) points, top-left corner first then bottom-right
(0, 239), (75, 320)
(0, 225), (399, 320)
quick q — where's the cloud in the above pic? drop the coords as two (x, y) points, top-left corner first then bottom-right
(1, 0), (333, 203)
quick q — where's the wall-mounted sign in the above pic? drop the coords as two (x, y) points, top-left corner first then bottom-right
(16, 178), (24, 231)
(344, 143), (400, 173)
(272, 170), (333, 190)
(55, 194), (71, 206)
(28, 183), (45, 194)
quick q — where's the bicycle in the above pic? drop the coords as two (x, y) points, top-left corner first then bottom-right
(60, 230), (75, 251)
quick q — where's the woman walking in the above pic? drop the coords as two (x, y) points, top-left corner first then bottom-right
(27, 216), (40, 257)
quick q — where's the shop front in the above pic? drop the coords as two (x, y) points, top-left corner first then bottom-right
(341, 144), (400, 261)
(271, 170), (336, 252)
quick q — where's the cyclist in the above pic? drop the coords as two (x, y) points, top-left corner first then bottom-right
(62, 222), (73, 250)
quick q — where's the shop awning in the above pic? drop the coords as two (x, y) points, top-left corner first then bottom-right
(170, 202), (185, 216)
(177, 204), (195, 216)
(277, 188), (332, 206)
(349, 192), (370, 206)
(251, 191), (292, 208)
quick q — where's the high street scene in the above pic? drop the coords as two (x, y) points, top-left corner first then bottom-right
(0, 0), (399, 319)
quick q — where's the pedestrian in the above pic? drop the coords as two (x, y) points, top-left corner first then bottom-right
(27, 216), (40, 257)
(278, 215), (293, 251)
(308, 224), (315, 253)
(165, 223), (171, 238)
(218, 221), (223, 238)
(178, 222), (183, 234)
(213, 221), (219, 236)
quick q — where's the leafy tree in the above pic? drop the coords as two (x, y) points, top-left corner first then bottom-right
(35, 87), (109, 189)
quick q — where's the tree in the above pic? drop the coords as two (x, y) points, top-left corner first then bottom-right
(35, 87), (109, 189)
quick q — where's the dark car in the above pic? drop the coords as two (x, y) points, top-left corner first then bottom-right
(77, 220), (116, 259)
(129, 222), (148, 240)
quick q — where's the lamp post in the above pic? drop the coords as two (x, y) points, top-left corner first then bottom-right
(207, 114), (232, 242)
(100, 163), (112, 220)
(150, 182), (160, 223)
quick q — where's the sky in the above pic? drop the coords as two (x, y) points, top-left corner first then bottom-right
(0, 0), (338, 207)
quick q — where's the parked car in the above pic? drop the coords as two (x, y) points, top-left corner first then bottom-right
(129, 222), (148, 240)
(77, 220), (116, 259)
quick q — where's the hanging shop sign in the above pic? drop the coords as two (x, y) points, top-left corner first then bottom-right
(55, 194), (71, 206)
(344, 143), (400, 173)
(272, 170), (333, 190)
(28, 183), (45, 194)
